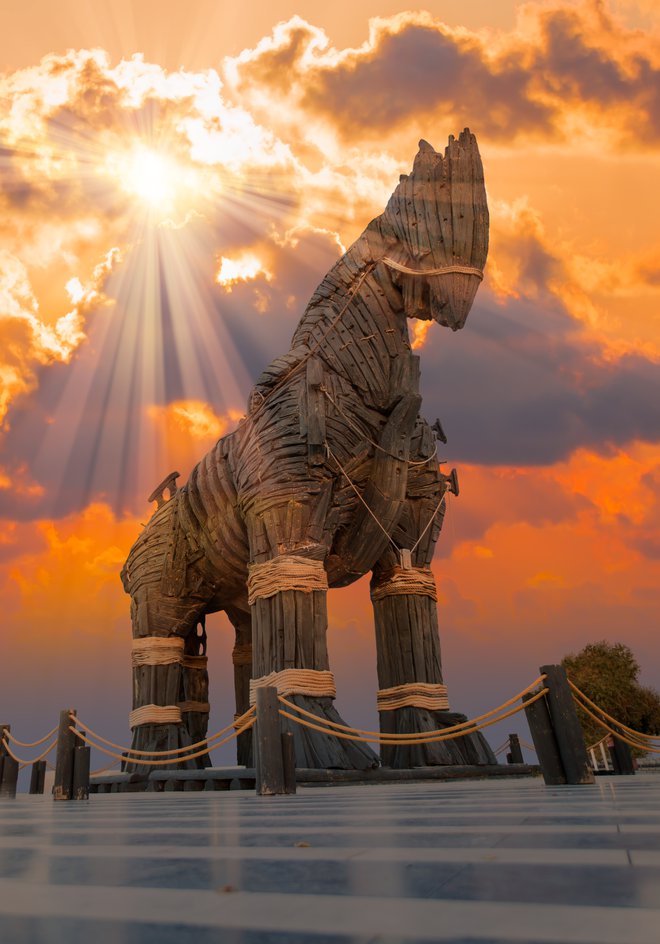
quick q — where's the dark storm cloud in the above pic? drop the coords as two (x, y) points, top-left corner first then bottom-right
(419, 294), (660, 466)
(227, 4), (660, 146)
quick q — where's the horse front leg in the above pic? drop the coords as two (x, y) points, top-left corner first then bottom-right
(371, 484), (496, 768)
(246, 505), (377, 770)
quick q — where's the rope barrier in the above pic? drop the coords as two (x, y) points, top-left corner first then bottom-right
(519, 740), (537, 752)
(569, 694), (660, 755)
(278, 688), (548, 746)
(568, 681), (660, 744)
(1, 737), (57, 769)
(69, 706), (256, 758)
(278, 676), (547, 740)
(4, 726), (58, 748)
(90, 760), (121, 777)
(69, 716), (256, 767)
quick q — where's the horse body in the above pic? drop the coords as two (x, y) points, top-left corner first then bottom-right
(122, 131), (495, 769)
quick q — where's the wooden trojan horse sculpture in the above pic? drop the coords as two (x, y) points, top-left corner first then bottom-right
(121, 128), (494, 770)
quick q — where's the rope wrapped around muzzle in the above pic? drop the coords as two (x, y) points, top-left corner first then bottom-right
(247, 555), (328, 605)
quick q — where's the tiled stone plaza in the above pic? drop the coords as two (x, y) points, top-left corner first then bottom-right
(1, 773), (660, 943)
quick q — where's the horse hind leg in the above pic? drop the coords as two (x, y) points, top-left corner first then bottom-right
(124, 497), (218, 773)
(180, 618), (211, 767)
(226, 604), (253, 767)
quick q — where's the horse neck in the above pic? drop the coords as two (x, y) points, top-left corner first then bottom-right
(291, 237), (418, 409)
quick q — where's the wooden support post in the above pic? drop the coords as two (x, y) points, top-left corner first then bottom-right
(0, 725), (7, 789)
(29, 760), (47, 795)
(540, 665), (594, 785)
(609, 736), (635, 776)
(281, 731), (297, 795)
(72, 745), (91, 799)
(255, 687), (285, 796)
(0, 757), (18, 798)
(53, 709), (77, 801)
(507, 734), (524, 764)
(523, 691), (566, 785)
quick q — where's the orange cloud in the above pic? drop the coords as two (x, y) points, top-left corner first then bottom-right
(146, 400), (243, 483)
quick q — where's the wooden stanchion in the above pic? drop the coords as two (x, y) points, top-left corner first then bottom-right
(0, 757), (18, 798)
(255, 687), (286, 796)
(507, 733), (524, 764)
(0, 724), (8, 789)
(72, 745), (91, 800)
(281, 731), (297, 795)
(53, 709), (77, 801)
(29, 760), (47, 795)
(523, 691), (566, 785)
(540, 665), (594, 785)
(609, 736), (635, 776)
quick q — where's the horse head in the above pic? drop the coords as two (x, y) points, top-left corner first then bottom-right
(368, 128), (489, 331)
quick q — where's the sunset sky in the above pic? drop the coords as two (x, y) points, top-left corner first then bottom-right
(1, 0), (659, 771)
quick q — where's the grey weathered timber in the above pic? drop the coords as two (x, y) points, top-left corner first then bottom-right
(540, 665), (594, 785)
(29, 760), (47, 795)
(255, 687), (286, 796)
(507, 733), (524, 764)
(0, 725), (7, 792)
(609, 736), (635, 775)
(281, 731), (297, 795)
(0, 756), (18, 798)
(523, 691), (567, 785)
(53, 709), (77, 801)
(72, 745), (91, 799)
(121, 130), (491, 770)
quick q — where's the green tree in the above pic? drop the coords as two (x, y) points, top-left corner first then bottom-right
(561, 641), (660, 751)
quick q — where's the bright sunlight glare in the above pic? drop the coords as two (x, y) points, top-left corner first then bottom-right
(106, 145), (203, 216)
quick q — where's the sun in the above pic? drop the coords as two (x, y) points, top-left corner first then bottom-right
(106, 144), (202, 217)
(125, 148), (179, 207)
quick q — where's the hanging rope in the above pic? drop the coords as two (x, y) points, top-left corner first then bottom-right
(277, 675), (547, 741)
(569, 693), (660, 755)
(568, 680), (660, 743)
(278, 688), (547, 746)
(4, 726), (58, 748)
(70, 705), (256, 758)
(1, 737), (57, 769)
(69, 714), (256, 767)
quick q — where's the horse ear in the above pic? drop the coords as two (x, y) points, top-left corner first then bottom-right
(412, 139), (440, 175)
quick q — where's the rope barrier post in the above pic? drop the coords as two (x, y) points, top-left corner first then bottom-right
(0, 726), (18, 797)
(540, 665), (594, 785)
(29, 760), (47, 795)
(609, 736), (635, 776)
(255, 687), (286, 796)
(281, 731), (297, 795)
(53, 709), (77, 801)
(72, 743), (91, 800)
(507, 734), (524, 765)
(523, 691), (567, 785)
(0, 724), (8, 788)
